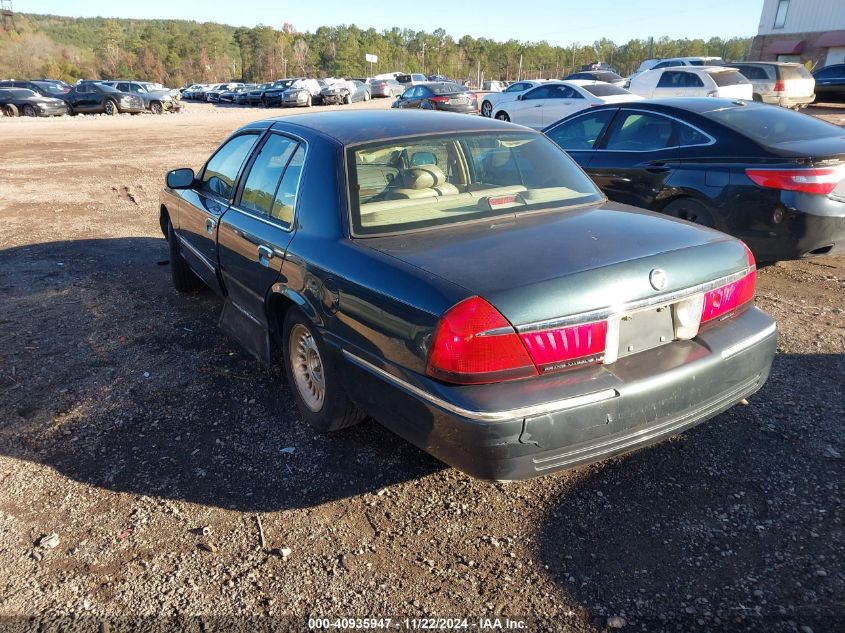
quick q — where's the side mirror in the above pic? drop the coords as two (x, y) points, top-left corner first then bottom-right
(166, 168), (195, 189)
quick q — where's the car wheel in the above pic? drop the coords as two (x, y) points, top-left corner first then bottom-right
(3, 103), (18, 117)
(481, 100), (492, 117)
(167, 220), (205, 292)
(364, 91), (370, 101)
(104, 99), (117, 115)
(150, 100), (163, 114)
(343, 92), (351, 105)
(283, 309), (365, 432)
(66, 103), (76, 116)
(21, 103), (37, 117)
(305, 94), (312, 107)
(421, 100), (433, 110)
(495, 111), (510, 122)
(662, 198), (716, 228)
(752, 94), (762, 102)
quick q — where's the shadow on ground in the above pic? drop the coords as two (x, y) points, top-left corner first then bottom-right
(536, 353), (845, 632)
(0, 238), (443, 513)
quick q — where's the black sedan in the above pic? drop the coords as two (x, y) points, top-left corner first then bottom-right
(544, 99), (845, 262)
(813, 63), (845, 102)
(392, 82), (479, 114)
(64, 82), (145, 115)
(159, 110), (776, 481)
(0, 88), (67, 117)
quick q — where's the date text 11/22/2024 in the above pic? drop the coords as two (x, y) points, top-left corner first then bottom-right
(307, 618), (528, 630)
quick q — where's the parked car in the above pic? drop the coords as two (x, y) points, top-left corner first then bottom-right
(479, 80), (548, 118)
(368, 77), (405, 98)
(320, 79), (370, 105)
(491, 80), (642, 129)
(482, 80), (507, 92)
(219, 85), (255, 104)
(232, 87), (254, 105)
(543, 98), (845, 261)
(0, 88), (67, 116)
(392, 82), (478, 114)
(159, 110), (776, 480)
(812, 63), (845, 102)
(564, 70), (627, 87)
(281, 78), (322, 107)
(628, 66), (752, 100)
(396, 73), (428, 89)
(262, 79), (297, 107)
(728, 62), (815, 109)
(0, 79), (71, 101)
(245, 82), (275, 106)
(64, 82), (145, 115)
(100, 80), (181, 114)
(428, 74), (450, 82)
(181, 84), (208, 100)
(628, 57), (726, 82)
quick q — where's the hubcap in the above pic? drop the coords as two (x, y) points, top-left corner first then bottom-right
(482, 102), (491, 116)
(289, 323), (325, 412)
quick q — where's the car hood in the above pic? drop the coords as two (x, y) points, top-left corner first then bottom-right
(361, 202), (745, 326)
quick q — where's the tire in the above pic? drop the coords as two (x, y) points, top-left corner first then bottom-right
(283, 309), (364, 432)
(167, 220), (204, 292)
(104, 99), (117, 116)
(752, 94), (762, 102)
(150, 100), (163, 115)
(421, 100), (433, 110)
(343, 92), (351, 105)
(481, 100), (492, 117)
(662, 198), (716, 228)
(3, 103), (18, 117)
(66, 104), (77, 116)
(21, 103), (37, 117)
(363, 91), (370, 101)
(495, 111), (510, 122)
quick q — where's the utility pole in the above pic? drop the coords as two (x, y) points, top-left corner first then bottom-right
(422, 41), (426, 75)
(517, 54), (523, 81)
(283, 58), (288, 78)
(1, 0), (15, 31)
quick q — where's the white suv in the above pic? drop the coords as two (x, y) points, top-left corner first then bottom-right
(628, 66), (752, 100)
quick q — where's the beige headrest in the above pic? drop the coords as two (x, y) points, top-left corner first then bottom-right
(403, 165), (446, 189)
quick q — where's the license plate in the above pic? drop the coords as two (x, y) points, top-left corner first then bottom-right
(449, 97), (467, 105)
(616, 306), (675, 359)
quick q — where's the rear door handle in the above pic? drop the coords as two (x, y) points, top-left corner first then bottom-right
(645, 163), (670, 173)
(205, 218), (217, 235)
(257, 245), (274, 266)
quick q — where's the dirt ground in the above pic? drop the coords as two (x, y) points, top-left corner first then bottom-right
(0, 100), (843, 633)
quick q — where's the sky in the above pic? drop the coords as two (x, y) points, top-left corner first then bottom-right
(16, 0), (764, 45)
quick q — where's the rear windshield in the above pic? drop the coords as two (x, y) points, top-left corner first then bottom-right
(582, 83), (630, 96)
(431, 83), (463, 95)
(596, 72), (623, 82)
(348, 131), (603, 236)
(781, 65), (813, 80)
(710, 71), (749, 87)
(703, 106), (845, 143)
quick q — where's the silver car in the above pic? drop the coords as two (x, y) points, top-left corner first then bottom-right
(730, 62), (816, 109)
(281, 78), (322, 107)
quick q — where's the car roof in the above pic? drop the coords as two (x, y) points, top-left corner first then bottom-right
(257, 110), (527, 145)
(587, 97), (753, 114)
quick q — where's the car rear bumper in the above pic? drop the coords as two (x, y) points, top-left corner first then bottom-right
(337, 307), (777, 480)
(761, 93), (815, 107)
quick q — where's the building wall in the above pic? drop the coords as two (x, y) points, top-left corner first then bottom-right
(757, 0), (845, 36)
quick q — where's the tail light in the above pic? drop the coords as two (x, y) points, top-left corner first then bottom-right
(745, 165), (845, 195)
(429, 95), (450, 104)
(701, 243), (756, 324)
(773, 79), (785, 92)
(467, 92), (478, 101)
(427, 297), (537, 384)
(520, 322), (607, 373)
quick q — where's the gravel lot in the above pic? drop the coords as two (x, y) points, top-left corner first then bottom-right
(0, 100), (843, 632)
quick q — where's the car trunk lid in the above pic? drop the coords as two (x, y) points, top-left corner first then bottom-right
(362, 203), (747, 327)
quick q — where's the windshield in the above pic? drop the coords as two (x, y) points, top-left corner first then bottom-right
(583, 83), (630, 96)
(704, 105), (845, 143)
(348, 131), (603, 236)
(32, 81), (67, 95)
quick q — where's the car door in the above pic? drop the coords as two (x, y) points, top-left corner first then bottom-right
(174, 132), (262, 293)
(813, 65), (845, 98)
(543, 108), (618, 170)
(587, 109), (681, 209)
(400, 86), (422, 108)
(66, 84), (90, 111)
(509, 85), (551, 127)
(541, 85), (587, 127)
(217, 133), (305, 362)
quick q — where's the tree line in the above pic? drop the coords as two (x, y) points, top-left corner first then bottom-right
(0, 13), (752, 86)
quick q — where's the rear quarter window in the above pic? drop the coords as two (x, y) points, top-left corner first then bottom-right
(583, 83), (630, 96)
(710, 71), (749, 87)
(704, 106), (845, 143)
